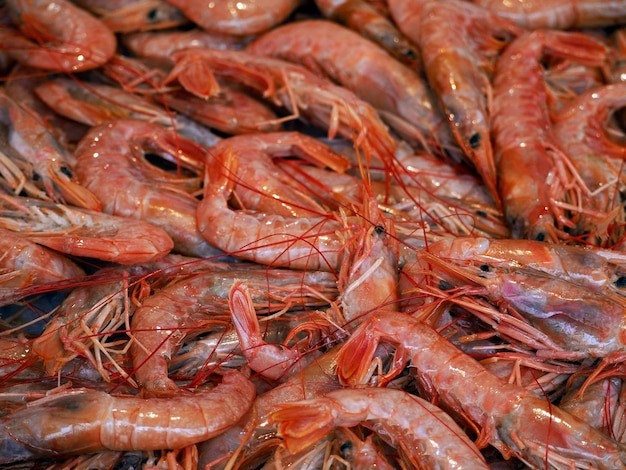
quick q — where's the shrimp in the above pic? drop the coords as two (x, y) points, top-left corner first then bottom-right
(560, 377), (622, 434)
(271, 387), (490, 469)
(131, 267), (337, 390)
(552, 83), (626, 244)
(472, 0), (626, 29)
(80, 0), (189, 33)
(389, 0), (522, 206)
(313, 0), (422, 71)
(336, 311), (626, 469)
(197, 132), (353, 270)
(0, 88), (101, 211)
(0, 0), (116, 72)
(167, 48), (398, 164)
(73, 118), (222, 258)
(0, 194), (174, 264)
(0, 369), (255, 464)
(247, 19), (449, 152)
(0, 227), (85, 305)
(163, 0), (301, 35)
(492, 29), (608, 240)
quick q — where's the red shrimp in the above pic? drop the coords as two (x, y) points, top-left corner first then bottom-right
(163, 0), (301, 35)
(313, 0), (422, 70)
(197, 132), (353, 270)
(0, 194), (174, 264)
(0, 370), (255, 464)
(472, 0), (626, 29)
(0, 88), (101, 211)
(389, 0), (523, 206)
(271, 387), (489, 469)
(492, 29), (608, 240)
(337, 311), (626, 469)
(552, 83), (626, 244)
(0, 227), (85, 305)
(247, 19), (449, 152)
(0, 0), (116, 72)
(73, 118), (222, 258)
(167, 48), (398, 164)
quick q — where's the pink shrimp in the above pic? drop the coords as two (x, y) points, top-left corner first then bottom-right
(163, 0), (301, 35)
(0, 194), (174, 264)
(389, 0), (522, 207)
(0, 227), (85, 305)
(197, 132), (354, 270)
(0, 88), (101, 211)
(492, 29), (608, 241)
(271, 387), (489, 469)
(472, 0), (626, 29)
(0, 0), (116, 72)
(167, 48), (398, 164)
(313, 0), (422, 70)
(552, 83), (626, 244)
(73, 118), (222, 258)
(247, 19), (448, 152)
(337, 311), (626, 468)
(0, 370), (255, 465)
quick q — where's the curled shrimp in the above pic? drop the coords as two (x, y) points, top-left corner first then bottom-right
(74, 118), (222, 258)
(163, 0), (302, 35)
(271, 387), (489, 469)
(0, 370), (255, 464)
(0, 0), (116, 72)
(472, 0), (626, 29)
(337, 311), (626, 469)
(492, 29), (608, 240)
(0, 194), (174, 264)
(197, 132), (352, 270)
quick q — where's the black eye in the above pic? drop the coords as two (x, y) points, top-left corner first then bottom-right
(147, 8), (158, 20)
(60, 166), (73, 178)
(374, 225), (385, 235)
(439, 280), (454, 291)
(469, 133), (481, 149)
(479, 264), (490, 272)
(476, 210), (487, 217)
(615, 276), (626, 288)
(535, 232), (545, 242)
(340, 440), (353, 456)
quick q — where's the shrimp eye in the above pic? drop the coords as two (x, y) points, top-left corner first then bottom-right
(476, 210), (487, 217)
(615, 276), (626, 288)
(439, 280), (454, 291)
(60, 166), (73, 178)
(374, 225), (385, 236)
(479, 264), (490, 272)
(147, 8), (159, 21)
(534, 232), (545, 242)
(469, 133), (481, 149)
(340, 440), (353, 456)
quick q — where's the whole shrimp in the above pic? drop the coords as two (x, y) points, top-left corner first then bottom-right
(0, 370), (255, 464)
(167, 48), (398, 164)
(247, 19), (449, 153)
(163, 0), (301, 35)
(74, 118), (221, 258)
(388, 0), (523, 206)
(552, 83), (626, 244)
(472, 0), (626, 29)
(0, 88), (101, 211)
(0, 194), (174, 264)
(313, 0), (422, 71)
(197, 132), (353, 270)
(271, 387), (490, 469)
(336, 311), (626, 468)
(492, 29), (608, 240)
(0, 0), (116, 72)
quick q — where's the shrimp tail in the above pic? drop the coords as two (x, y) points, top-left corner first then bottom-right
(544, 30), (608, 66)
(165, 53), (221, 99)
(271, 400), (338, 454)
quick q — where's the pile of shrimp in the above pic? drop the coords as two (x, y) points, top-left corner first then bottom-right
(4, 0), (626, 468)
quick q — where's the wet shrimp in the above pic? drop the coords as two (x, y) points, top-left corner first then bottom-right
(74, 118), (222, 258)
(247, 19), (449, 152)
(0, 194), (174, 264)
(163, 0), (302, 35)
(0, 0), (116, 72)
(492, 29), (608, 240)
(337, 311), (626, 469)
(0, 370), (255, 465)
(271, 387), (490, 469)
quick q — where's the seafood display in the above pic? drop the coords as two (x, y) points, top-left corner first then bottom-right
(3, 0), (626, 469)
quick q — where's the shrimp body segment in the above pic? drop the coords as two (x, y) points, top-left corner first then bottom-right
(271, 387), (490, 469)
(337, 311), (626, 469)
(2, 0), (116, 72)
(0, 370), (255, 463)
